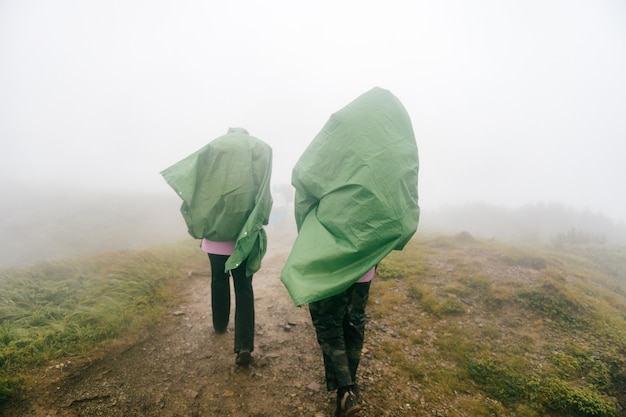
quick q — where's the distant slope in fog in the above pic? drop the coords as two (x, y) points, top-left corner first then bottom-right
(421, 201), (626, 245)
(3, 183), (624, 268)
(0, 184), (189, 268)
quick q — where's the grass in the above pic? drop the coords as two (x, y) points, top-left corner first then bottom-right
(367, 233), (626, 416)
(0, 240), (201, 405)
(2, 233), (626, 416)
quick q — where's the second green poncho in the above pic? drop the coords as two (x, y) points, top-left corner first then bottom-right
(280, 87), (420, 306)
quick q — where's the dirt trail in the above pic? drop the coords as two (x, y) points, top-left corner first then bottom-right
(11, 228), (350, 417)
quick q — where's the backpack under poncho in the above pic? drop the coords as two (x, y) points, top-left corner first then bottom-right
(280, 87), (420, 306)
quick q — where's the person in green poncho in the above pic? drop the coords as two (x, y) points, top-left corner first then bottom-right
(161, 127), (273, 366)
(280, 88), (419, 416)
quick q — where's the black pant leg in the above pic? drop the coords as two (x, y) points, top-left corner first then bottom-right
(208, 254), (231, 333)
(230, 258), (255, 353)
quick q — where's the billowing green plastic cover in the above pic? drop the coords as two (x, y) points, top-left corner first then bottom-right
(160, 128), (273, 276)
(280, 87), (419, 306)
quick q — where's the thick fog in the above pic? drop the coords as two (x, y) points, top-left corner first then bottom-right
(1, 1), (625, 237)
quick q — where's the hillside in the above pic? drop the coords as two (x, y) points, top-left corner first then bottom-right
(0, 185), (188, 268)
(3, 184), (626, 271)
(2, 229), (626, 416)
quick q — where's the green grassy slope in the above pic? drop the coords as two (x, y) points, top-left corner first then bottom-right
(366, 233), (626, 416)
(0, 240), (201, 405)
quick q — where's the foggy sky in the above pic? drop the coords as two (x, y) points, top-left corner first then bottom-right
(1, 0), (625, 222)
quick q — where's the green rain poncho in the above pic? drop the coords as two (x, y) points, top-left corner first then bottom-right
(280, 87), (419, 306)
(160, 128), (273, 276)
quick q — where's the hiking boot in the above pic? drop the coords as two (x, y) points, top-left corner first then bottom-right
(235, 349), (251, 366)
(335, 389), (361, 417)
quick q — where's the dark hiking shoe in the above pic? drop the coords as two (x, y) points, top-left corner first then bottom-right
(235, 350), (251, 366)
(335, 389), (361, 417)
(351, 383), (359, 401)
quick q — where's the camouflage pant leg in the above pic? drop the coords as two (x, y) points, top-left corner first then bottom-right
(345, 282), (371, 383)
(309, 282), (371, 391)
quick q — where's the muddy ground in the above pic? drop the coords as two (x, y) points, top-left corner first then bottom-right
(5, 229), (399, 417)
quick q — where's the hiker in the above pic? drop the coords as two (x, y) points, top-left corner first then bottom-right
(280, 87), (420, 416)
(161, 127), (273, 366)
